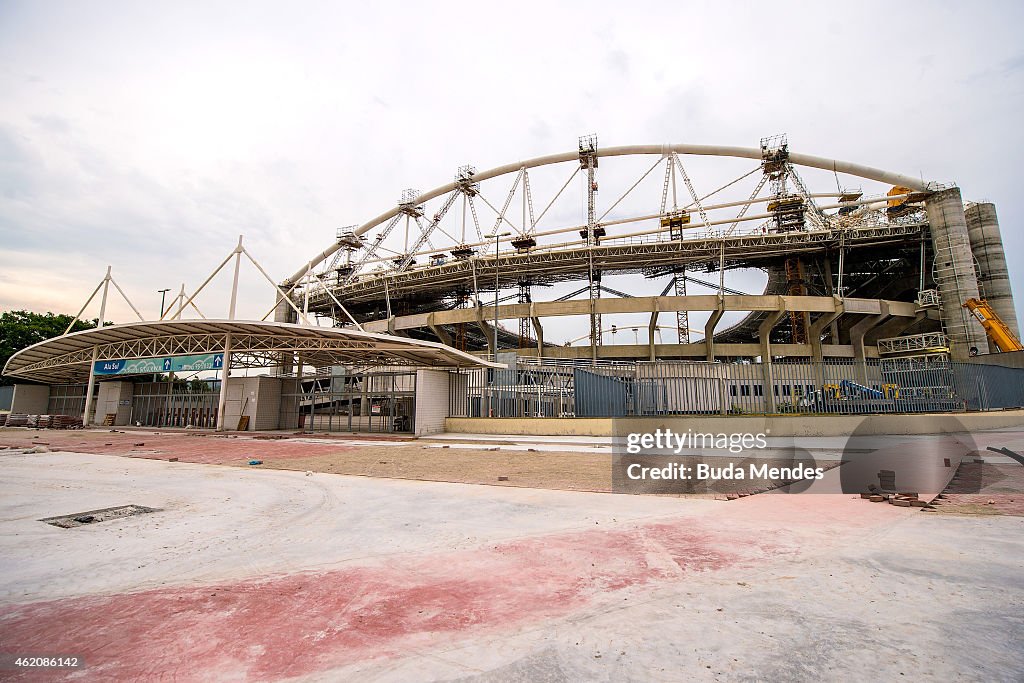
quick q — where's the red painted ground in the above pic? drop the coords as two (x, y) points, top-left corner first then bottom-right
(0, 428), (974, 680)
(0, 521), (781, 681)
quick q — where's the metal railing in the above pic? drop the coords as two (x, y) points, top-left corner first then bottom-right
(877, 332), (948, 356)
(449, 357), (1024, 418)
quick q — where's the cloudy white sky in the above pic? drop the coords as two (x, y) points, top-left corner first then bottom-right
(1, 0), (1022, 343)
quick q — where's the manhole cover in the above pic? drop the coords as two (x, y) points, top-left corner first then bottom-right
(40, 505), (160, 529)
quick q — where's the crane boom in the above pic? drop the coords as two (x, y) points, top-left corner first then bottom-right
(963, 298), (1024, 353)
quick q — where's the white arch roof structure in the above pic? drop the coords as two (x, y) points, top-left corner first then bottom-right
(3, 320), (498, 384)
(290, 143), (933, 283)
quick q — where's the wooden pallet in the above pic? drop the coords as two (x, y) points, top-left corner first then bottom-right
(102, 413), (117, 426)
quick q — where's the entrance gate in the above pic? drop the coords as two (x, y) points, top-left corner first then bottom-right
(285, 370), (416, 434)
(130, 381), (220, 428)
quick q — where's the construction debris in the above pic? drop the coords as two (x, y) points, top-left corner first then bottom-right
(6, 413), (88, 430)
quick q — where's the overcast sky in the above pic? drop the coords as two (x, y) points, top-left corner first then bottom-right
(1, 0), (1022, 343)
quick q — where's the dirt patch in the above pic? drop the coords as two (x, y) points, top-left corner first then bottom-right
(931, 462), (1024, 516)
(258, 445), (616, 492)
(1, 428), (840, 497)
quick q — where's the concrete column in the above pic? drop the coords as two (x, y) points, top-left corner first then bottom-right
(427, 313), (453, 347)
(965, 202), (1019, 349)
(757, 310), (786, 413)
(530, 304), (544, 357)
(808, 304), (844, 387)
(925, 188), (987, 359)
(647, 301), (659, 362)
(849, 311), (887, 384)
(475, 305), (495, 356)
(273, 293), (297, 376)
(704, 305), (725, 362)
(809, 304), (844, 363)
(215, 333), (232, 431)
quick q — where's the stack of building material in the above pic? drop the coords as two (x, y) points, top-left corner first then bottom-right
(859, 490), (930, 508)
(891, 492), (929, 508)
(1, 413), (83, 429)
(50, 415), (84, 429)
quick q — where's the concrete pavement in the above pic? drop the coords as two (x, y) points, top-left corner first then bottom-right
(0, 446), (1021, 681)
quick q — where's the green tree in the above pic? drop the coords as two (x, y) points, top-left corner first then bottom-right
(0, 311), (100, 385)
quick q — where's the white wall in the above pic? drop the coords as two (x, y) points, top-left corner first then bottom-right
(95, 382), (133, 426)
(10, 384), (49, 414)
(223, 376), (284, 431)
(253, 377), (282, 431)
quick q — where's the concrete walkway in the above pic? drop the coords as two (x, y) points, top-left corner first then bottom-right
(1, 448), (1021, 681)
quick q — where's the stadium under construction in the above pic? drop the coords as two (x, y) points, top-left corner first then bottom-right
(4, 136), (1024, 432)
(280, 135), (1024, 424)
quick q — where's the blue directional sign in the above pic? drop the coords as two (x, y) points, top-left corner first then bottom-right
(94, 353), (224, 376)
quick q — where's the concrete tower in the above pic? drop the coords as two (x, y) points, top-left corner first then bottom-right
(965, 202), (1019, 352)
(924, 187), (988, 359)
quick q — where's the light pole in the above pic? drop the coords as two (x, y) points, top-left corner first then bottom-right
(155, 288), (172, 383)
(484, 232), (511, 358)
(158, 288), (171, 318)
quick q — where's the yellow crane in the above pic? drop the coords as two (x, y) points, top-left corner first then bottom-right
(963, 298), (1024, 353)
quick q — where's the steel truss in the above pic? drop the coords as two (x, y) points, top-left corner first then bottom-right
(306, 143), (924, 295)
(312, 221), (927, 309)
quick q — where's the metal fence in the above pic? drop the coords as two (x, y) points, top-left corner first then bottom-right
(46, 384), (92, 418)
(449, 356), (1024, 418)
(280, 371), (416, 433)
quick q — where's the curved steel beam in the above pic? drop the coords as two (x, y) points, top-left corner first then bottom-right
(290, 144), (933, 284)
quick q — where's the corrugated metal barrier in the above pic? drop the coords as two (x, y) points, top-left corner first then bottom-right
(449, 356), (1024, 418)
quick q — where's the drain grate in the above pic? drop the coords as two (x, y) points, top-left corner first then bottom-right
(40, 505), (160, 528)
